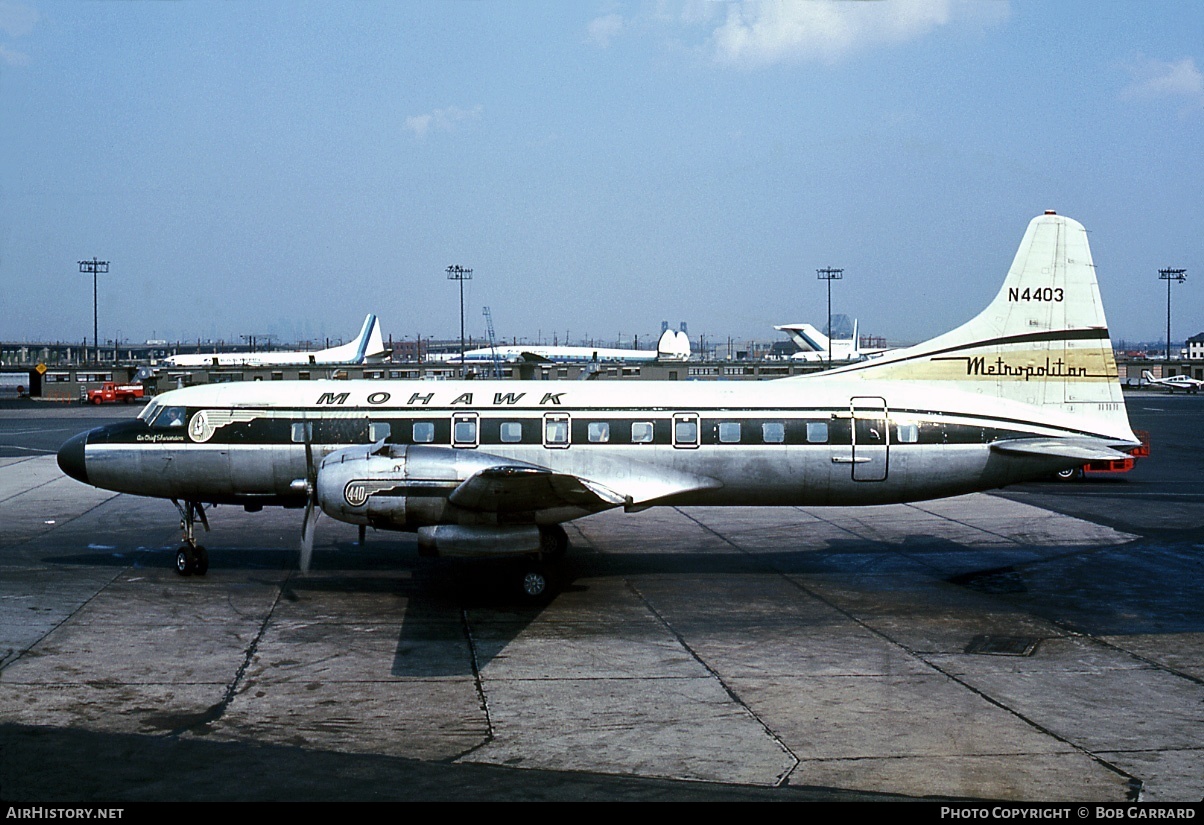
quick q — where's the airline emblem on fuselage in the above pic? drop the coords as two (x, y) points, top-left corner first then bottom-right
(188, 411), (215, 443)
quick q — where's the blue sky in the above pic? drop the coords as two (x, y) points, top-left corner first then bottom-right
(1, 1), (1201, 351)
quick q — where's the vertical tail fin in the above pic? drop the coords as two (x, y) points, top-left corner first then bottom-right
(656, 329), (692, 361)
(358, 314), (387, 362)
(821, 212), (1134, 440)
(315, 314), (388, 364)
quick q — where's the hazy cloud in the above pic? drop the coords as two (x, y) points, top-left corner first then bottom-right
(0, 42), (27, 66)
(708, 0), (957, 67)
(404, 104), (483, 139)
(1122, 56), (1204, 110)
(0, 0), (36, 66)
(588, 13), (624, 48)
(0, 0), (38, 37)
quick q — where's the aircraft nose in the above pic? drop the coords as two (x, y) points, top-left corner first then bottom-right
(57, 430), (89, 484)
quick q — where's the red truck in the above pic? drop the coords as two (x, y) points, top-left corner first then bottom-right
(82, 382), (145, 405)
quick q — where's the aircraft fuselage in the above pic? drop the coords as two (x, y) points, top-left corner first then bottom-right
(59, 378), (1098, 522)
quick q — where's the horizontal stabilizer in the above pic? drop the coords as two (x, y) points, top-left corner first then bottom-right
(989, 437), (1136, 463)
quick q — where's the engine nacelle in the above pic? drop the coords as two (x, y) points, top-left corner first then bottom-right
(315, 443), (536, 530)
(416, 524), (542, 558)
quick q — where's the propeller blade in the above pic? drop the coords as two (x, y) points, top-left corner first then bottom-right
(298, 422), (319, 573)
(299, 498), (319, 573)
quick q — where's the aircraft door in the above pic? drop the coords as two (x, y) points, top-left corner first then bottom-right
(850, 396), (889, 482)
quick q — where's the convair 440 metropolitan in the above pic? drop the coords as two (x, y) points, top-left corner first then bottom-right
(58, 213), (1140, 596)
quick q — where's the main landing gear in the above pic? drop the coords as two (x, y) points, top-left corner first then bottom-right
(516, 525), (570, 599)
(172, 499), (210, 576)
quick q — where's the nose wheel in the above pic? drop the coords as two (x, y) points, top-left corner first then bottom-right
(172, 499), (211, 576)
(176, 544), (209, 576)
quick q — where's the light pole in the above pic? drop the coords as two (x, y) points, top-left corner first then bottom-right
(79, 258), (109, 364)
(1159, 268), (1186, 367)
(446, 265), (473, 377)
(816, 267), (843, 371)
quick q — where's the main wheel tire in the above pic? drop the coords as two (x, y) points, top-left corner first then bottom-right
(539, 524), (569, 560)
(520, 567), (548, 599)
(193, 546), (209, 576)
(176, 547), (195, 576)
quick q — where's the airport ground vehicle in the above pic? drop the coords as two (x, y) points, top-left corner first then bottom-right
(82, 382), (145, 405)
(1055, 430), (1149, 481)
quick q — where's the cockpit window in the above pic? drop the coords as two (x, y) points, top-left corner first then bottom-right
(151, 406), (187, 429)
(137, 401), (160, 423)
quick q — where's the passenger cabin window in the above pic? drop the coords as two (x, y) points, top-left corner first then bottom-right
(291, 422), (311, 443)
(673, 415), (699, 448)
(631, 421), (654, 444)
(806, 422), (829, 444)
(896, 423), (919, 444)
(762, 422), (785, 444)
(588, 422), (610, 443)
(453, 415), (478, 448)
(855, 419), (886, 444)
(412, 422), (435, 443)
(544, 415), (570, 448)
(718, 422), (741, 444)
(500, 421), (523, 443)
(369, 422), (390, 443)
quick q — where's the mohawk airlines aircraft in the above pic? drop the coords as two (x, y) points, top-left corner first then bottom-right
(1141, 370), (1203, 394)
(58, 213), (1139, 596)
(159, 314), (388, 368)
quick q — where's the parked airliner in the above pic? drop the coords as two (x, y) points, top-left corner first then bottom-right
(774, 320), (891, 363)
(58, 213), (1139, 596)
(159, 314), (388, 368)
(440, 327), (691, 365)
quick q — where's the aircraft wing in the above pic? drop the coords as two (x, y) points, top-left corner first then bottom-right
(989, 437), (1138, 462)
(449, 466), (625, 512)
(449, 460), (721, 513)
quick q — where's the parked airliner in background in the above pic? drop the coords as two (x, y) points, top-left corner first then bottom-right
(440, 327), (691, 365)
(774, 320), (891, 363)
(59, 212), (1140, 597)
(159, 314), (388, 368)
(1141, 370), (1203, 394)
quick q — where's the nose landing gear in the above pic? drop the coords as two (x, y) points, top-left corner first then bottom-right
(172, 499), (210, 576)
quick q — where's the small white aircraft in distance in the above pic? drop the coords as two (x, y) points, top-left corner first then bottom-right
(59, 212), (1140, 598)
(774, 320), (891, 364)
(1141, 370), (1204, 394)
(441, 327), (691, 365)
(160, 314), (389, 368)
